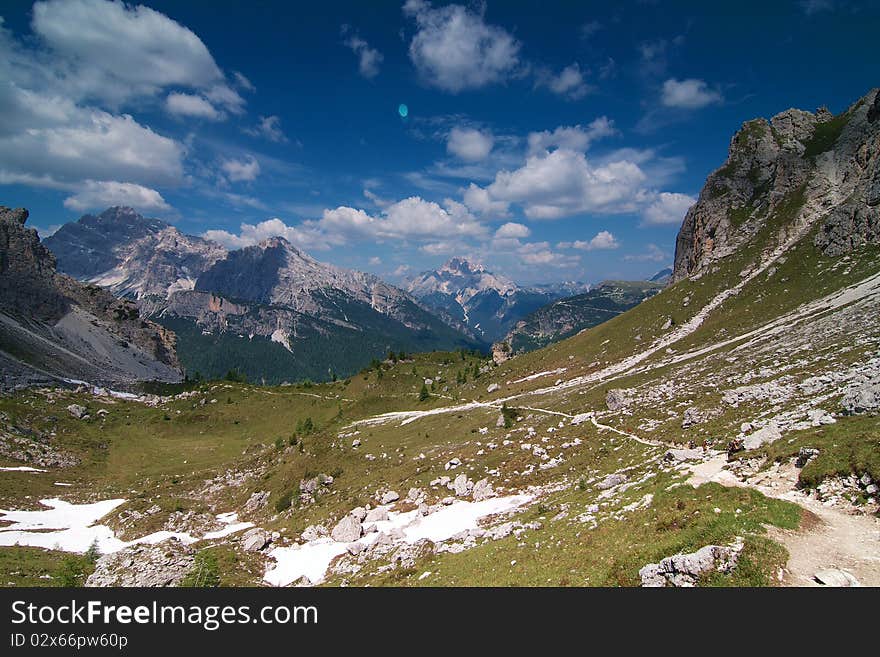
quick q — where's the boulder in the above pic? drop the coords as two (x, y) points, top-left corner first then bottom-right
(380, 490), (400, 505)
(301, 524), (328, 542)
(86, 539), (194, 587)
(330, 515), (363, 543)
(639, 539), (744, 587)
(350, 506), (367, 521)
(66, 404), (88, 419)
(605, 389), (629, 411)
(664, 448), (703, 463)
(471, 478), (495, 502)
(795, 447), (820, 468)
(240, 528), (269, 552)
(841, 382), (880, 415)
(487, 383), (500, 393)
(681, 407), (707, 429)
(742, 422), (782, 450)
(364, 507), (389, 523)
(814, 568), (860, 587)
(597, 473), (627, 490)
(452, 474), (472, 497)
(243, 491), (269, 513)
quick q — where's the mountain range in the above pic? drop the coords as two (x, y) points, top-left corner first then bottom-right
(406, 257), (589, 342)
(43, 211), (481, 383)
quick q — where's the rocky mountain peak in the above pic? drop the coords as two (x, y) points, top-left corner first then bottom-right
(673, 87), (880, 282)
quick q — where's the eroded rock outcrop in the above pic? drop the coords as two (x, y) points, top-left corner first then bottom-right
(673, 88), (880, 282)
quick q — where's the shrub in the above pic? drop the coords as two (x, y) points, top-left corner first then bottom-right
(181, 550), (221, 587)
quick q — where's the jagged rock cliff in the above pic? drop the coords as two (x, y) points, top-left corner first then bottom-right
(673, 88), (880, 282)
(0, 206), (182, 390)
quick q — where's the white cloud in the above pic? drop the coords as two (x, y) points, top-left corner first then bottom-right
(233, 71), (254, 91)
(0, 102), (185, 187)
(403, 0), (521, 92)
(244, 115), (288, 143)
(344, 34), (383, 79)
(203, 218), (333, 252)
(516, 241), (580, 267)
(165, 92), (222, 120)
(624, 243), (667, 262)
(561, 230), (619, 251)
(479, 148), (648, 219)
(494, 222), (530, 239)
(220, 155), (260, 183)
(537, 63), (592, 100)
(800, 0), (835, 15)
(63, 180), (171, 212)
(447, 127), (494, 161)
(527, 117), (616, 155)
(368, 256), (382, 266)
(462, 182), (510, 217)
(31, 0), (239, 109)
(642, 192), (695, 225)
(660, 78), (722, 109)
(203, 195), (489, 253)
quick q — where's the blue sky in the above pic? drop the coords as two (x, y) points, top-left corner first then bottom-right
(1, 0), (877, 284)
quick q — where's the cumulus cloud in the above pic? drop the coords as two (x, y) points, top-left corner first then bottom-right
(494, 222), (530, 239)
(0, 103), (185, 187)
(343, 33), (383, 79)
(244, 115), (288, 143)
(660, 78), (722, 109)
(30, 0), (241, 110)
(0, 0), (248, 205)
(220, 155), (260, 183)
(560, 230), (619, 251)
(642, 191), (695, 225)
(536, 63), (592, 100)
(403, 0), (521, 92)
(63, 180), (171, 212)
(526, 117), (616, 155)
(165, 92), (222, 120)
(447, 127), (494, 161)
(624, 243), (668, 262)
(203, 195), (489, 253)
(477, 148), (648, 219)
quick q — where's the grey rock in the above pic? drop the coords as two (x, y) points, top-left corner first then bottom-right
(350, 506), (367, 521)
(243, 490), (269, 513)
(681, 407), (707, 429)
(841, 382), (880, 415)
(380, 490), (400, 505)
(452, 474), (472, 497)
(86, 539), (194, 587)
(486, 383), (500, 393)
(814, 568), (860, 587)
(301, 524), (328, 541)
(471, 478), (495, 502)
(240, 528), (269, 552)
(605, 389), (630, 411)
(640, 539), (744, 587)
(66, 404), (88, 419)
(742, 422), (782, 450)
(364, 507), (389, 523)
(664, 448), (703, 463)
(796, 447), (821, 468)
(597, 473), (627, 490)
(330, 515), (363, 543)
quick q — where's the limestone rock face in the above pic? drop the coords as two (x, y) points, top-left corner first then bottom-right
(673, 88), (880, 283)
(0, 205), (182, 390)
(86, 540), (195, 587)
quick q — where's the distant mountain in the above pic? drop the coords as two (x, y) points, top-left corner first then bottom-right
(648, 267), (673, 284)
(407, 258), (580, 342)
(0, 206), (181, 390)
(44, 207), (226, 300)
(500, 280), (663, 354)
(42, 210), (478, 383)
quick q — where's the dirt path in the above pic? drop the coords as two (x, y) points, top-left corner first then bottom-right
(766, 499), (880, 586)
(687, 454), (880, 586)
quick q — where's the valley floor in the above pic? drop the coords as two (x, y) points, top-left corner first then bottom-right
(2, 251), (879, 587)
